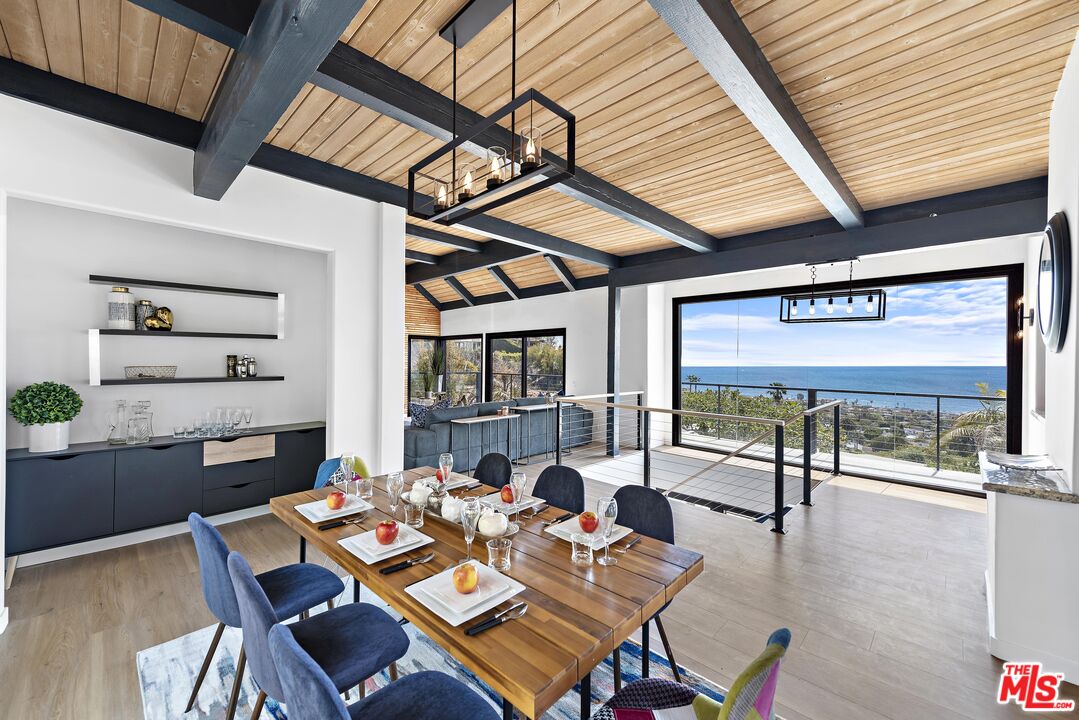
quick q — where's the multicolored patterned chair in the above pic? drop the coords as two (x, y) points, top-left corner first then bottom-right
(591, 628), (791, 720)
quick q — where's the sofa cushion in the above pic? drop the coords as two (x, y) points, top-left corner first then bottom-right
(409, 398), (450, 429)
(403, 427), (437, 458)
(476, 400), (514, 416)
(428, 403), (479, 425)
(514, 396), (549, 406)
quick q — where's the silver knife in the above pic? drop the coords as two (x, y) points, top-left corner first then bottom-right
(380, 551), (435, 575)
(614, 536), (642, 553)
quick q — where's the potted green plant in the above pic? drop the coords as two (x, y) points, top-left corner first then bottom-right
(8, 381), (83, 452)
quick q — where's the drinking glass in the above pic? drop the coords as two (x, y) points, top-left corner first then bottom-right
(404, 499), (425, 528)
(184, 422), (196, 439)
(172, 425), (185, 439)
(387, 472), (405, 520)
(340, 454), (355, 482)
(357, 474), (374, 500)
(195, 417), (208, 438)
(571, 533), (594, 566)
(242, 407), (253, 432)
(596, 496), (619, 566)
(230, 408), (243, 435)
(461, 497), (481, 562)
(438, 452), (454, 484)
(214, 407), (226, 436)
(486, 538), (511, 571)
(509, 471), (527, 523)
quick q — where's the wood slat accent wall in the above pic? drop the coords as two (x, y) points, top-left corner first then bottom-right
(405, 284), (441, 410)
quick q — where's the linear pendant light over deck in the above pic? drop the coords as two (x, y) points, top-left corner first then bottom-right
(780, 260), (887, 323)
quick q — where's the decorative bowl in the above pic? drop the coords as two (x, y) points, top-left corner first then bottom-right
(124, 365), (178, 379)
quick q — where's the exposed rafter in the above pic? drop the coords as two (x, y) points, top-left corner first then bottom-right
(405, 242), (535, 285)
(487, 266), (521, 300)
(413, 283), (443, 311)
(444, 277), (476, 306)
(440, 275), (608, 311)
(128, 0), (255, 47)
(405, 223), (482, 253)
(405, 249), (439, 265)
(648, 0), (864, 229)
(194, 0), (364, 199)
(544, 254), (579, 292)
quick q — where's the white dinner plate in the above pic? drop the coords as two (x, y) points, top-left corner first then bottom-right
(478, 492), (545, 514)
(414, 471), (474, 491)
(406, 564), (525, 627)
(542, 516), (633, 549)
(337, 525), (434, 565)
(295, 495), (374, 523)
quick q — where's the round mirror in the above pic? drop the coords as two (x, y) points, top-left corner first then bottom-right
(1037, 212), (1071, 353)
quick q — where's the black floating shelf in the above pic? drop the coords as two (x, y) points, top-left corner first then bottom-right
(89, 274), (278, 299)
(97, 329), (278, 340)
(100, 376), (285, 386)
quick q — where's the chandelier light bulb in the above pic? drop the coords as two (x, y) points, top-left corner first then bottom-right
(827, 297), (834, 314)
(809, 298), (816, 315)
(866, 294), (875, 312)
(847, 295), (854, 313)
(792, 299), (798, 316)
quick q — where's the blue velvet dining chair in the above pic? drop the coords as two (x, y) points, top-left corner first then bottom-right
(532, 464), (585, 514)
(474, 452), (512, 489)
(227, 551), (410, 720)
(268, 623), (500, 720)
(186, 513), (346, 718)
(610, 485), (680, 688)
(314, 456), (343, 489)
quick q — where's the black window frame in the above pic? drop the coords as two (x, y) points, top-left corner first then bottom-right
(441, 333), (484, 405)
(406, 334), (441, 411)
(484, 328), (567, 402)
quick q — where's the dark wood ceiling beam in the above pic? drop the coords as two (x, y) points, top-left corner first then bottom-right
(487, 266), (521, 299)
(406, 249), (439, 264)
(128, 0), (255, 47)
(648, 0), (863, 229)
(413, 283), (443, 311)
(193, 0), (365, 199)
(405, 223), (483, 252)
(444, 277), (476, 306)
(439, 274), (608, 310)
(405, 242), (535, 284)
(543, 254), (579, 291)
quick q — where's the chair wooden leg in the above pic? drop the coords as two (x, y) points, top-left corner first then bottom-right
(185, 622), (225, 712)
(225, 646), (247, 720)
(641, 621), (650, 679)
(300, 609), (309, 621)
(249, 690), (266, 720)
(612, 647), (622, 692)
(389, 661), (398, 682)
(327, 597), (335, 610)
(653, 616), (682, 683)
(358, 680), (367, 698)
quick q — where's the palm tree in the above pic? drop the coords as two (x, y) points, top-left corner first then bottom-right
(767, 382), (788, 403)
(938, 382), (1007, 451)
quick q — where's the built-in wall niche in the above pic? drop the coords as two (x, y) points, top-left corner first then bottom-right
(88, 274), (285, 386)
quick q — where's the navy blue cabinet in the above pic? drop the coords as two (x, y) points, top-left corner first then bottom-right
(5, 452), (115, 554)
(115, 443), (203, 533)
(274, 427), (326, 496)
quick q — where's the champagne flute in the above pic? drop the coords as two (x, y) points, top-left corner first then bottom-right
(596, 496), (619, 566)
(242, 406), (253, 432)
(387, 472), (405, 521)
(509, 471), (527, 525)
(461, 497), (481, 562)
(229, 408), (243, 435)
(438, 452), (454, 485)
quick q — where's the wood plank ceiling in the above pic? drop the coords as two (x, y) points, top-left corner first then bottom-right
(1, 0), (1076, 305)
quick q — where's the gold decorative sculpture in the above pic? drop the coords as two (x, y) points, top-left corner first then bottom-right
(144, 306), (173, 331)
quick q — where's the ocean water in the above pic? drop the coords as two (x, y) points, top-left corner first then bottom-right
(680, 366), (1006, 413)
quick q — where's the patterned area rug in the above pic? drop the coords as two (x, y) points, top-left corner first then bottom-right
(137, 578), (727, 719)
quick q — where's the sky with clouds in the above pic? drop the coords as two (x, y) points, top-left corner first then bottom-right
(680, 277), (1007, 367)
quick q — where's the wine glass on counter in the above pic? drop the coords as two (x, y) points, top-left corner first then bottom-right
(229, 408), (243, 435)
(242, 407), (253, 432)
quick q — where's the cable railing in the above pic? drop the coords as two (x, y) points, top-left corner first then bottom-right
(556, 392), (839, 533)
(679, 381), (1006, 483)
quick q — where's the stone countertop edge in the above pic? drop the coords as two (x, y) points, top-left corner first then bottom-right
(6, 420), (326, 461)
(981, 480), (1079, 504)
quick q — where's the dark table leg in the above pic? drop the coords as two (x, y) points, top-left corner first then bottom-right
(580, 671), (592, 720)
(353, 576), (360, 603)
(502, 698), (514, 720)
(299, 536), (306, 563)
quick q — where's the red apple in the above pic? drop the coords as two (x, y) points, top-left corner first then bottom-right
(436, 468), (447, 483)
(578, 511), (598, 533)
(326, 490), (346, 510)
(374, 520), (399, 545)
(452, 562), (479, 594)
(500, 484), (515, 504)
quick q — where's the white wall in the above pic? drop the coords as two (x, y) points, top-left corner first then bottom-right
(6, 199), (328, 446)
(0, 95), (406, 628)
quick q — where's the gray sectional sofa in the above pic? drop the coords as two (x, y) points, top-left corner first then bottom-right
(403, 397), (594, 471)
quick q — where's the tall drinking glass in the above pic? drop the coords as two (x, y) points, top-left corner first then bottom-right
(387, 472), (405, 520)
(230, 408), (243, 435)
(509, 471), (527, 524)
(242, 407), (253, 432)
(438, 452), (453, 485)
(461, 497), (481, 562)
(596, 496), (619, 566)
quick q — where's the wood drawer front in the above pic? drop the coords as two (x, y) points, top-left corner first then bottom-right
(203, 478), (274, 516)
(203, 434), (275, 466)
(204, 457), (275, 491)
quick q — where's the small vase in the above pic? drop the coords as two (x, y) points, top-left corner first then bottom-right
(28, 421), (71, 453)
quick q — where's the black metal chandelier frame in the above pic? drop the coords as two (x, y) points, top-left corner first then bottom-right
(779, 260), (887, 323)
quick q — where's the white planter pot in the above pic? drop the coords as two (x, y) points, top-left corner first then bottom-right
(28, 421), (70, 453)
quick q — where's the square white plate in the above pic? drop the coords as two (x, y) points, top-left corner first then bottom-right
(542, 516), (633, 549)
(406, 563), (525, 627)
(478, 492), (545, 514)
(337, 525), (434, 565)
(295, 495), (374, 523)
(415, 471), (474, 491)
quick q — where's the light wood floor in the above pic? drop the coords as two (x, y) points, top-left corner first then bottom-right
(0, 465), (1072, 719)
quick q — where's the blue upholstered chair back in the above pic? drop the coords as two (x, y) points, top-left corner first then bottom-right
(533, 465), (585, 514)
(474, 453), (512, 489)
(314, 457), (342, 489)
(612, 486), (674, 545)
(188, 513), (243, 628)
(268, 624), (350, 720)
(227, 551), (287, 702)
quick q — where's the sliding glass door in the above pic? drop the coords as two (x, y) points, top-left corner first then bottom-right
(407, 336), (439, 405)
(486, 330), (566, 401)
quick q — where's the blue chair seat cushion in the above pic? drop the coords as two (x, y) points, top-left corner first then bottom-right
(346, 670), (499, 720)
(258, 564), (345, 621)
(289, 602), (410, 690)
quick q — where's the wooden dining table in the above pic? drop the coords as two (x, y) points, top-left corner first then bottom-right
(269, 468), (704, 720)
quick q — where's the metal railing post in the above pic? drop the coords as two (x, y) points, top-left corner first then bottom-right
(555, 400), (563, 465)
(801, 414), (813, 506)
(832, 404), (841, 475)
(772, 424), (786, 534)
(636, 393), (643, 451)
(807, 388), (818, 457)
(935, 396), (942, 472)
(716, 390), (722, 440)
(643, 410), (651, 487)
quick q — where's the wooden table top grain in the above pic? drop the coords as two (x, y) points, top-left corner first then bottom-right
(269, 467), (703, 719)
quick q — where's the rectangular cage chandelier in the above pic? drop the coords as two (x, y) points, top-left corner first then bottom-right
(407, 0), (575, 226)
(779, 260), (887, 323)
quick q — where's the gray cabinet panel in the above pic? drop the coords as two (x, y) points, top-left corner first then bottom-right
(114, 443), (202, 533)
(6, 452), (115, 554)
(204, 458), (275, 491)
(274, 428), (326, 496)
(203, 479), (274, 515)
